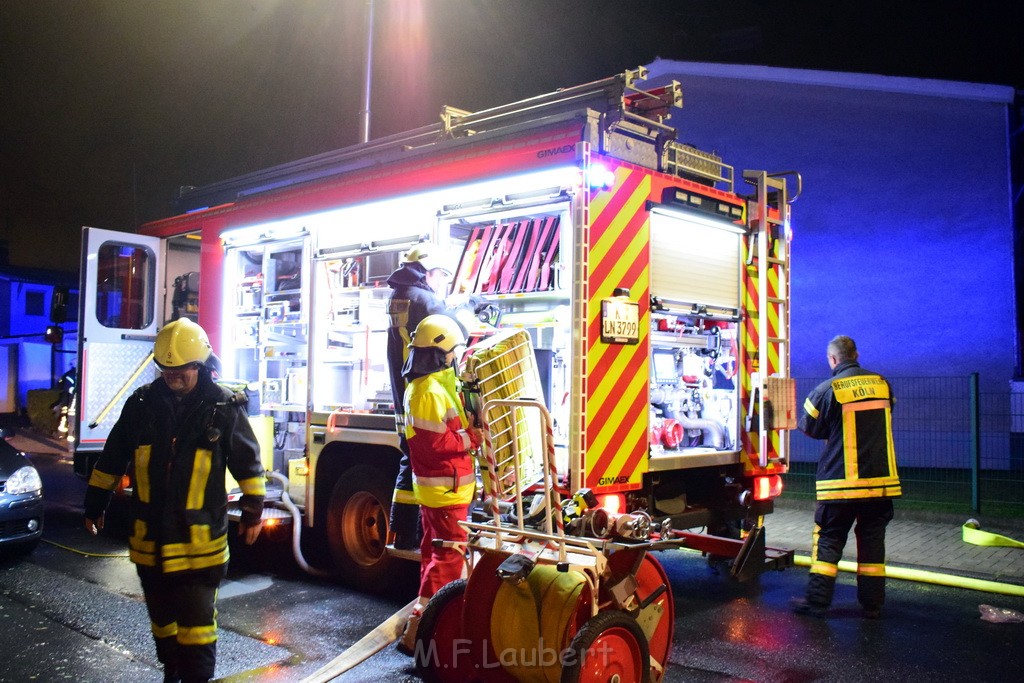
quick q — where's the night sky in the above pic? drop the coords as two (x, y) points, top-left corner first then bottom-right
(2, 0), (1021, 273)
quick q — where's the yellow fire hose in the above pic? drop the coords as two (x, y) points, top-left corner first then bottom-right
(962, 519), (1024, 549)
(792, 519), (1024, 598)
(793, 555), (1024, 597)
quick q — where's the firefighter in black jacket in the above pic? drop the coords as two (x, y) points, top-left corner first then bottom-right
(84, 319), (265, 683)
(793, 335), (901, 619)
(386, 245), (453, 549)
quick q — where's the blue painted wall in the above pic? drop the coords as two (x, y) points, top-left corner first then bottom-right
(0, 276), (78, 410)
(644, 61), (1016, 391)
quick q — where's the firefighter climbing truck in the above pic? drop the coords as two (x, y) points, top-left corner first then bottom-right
(75, 68), (799, 602)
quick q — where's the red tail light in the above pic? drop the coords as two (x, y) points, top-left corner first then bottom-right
(753, 475), (783, 501)
(598, 493), (624, 514)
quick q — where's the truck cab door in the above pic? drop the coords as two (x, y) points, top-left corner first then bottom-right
(74, 227), (163, 470)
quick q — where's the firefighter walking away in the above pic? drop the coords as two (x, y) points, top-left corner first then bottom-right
(792, 335), (900, 619)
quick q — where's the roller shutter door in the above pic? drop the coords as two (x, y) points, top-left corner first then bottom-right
(649, 210), (741, 310)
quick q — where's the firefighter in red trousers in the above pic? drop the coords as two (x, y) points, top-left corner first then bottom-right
(84, 320), (265, 682)
(396, 315), (480, 654)
(793, 335), (901, 619)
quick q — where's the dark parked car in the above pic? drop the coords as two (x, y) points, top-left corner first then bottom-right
(0, 427), (44, 554)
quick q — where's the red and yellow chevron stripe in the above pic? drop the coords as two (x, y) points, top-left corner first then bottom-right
(583, 164), (652, 492)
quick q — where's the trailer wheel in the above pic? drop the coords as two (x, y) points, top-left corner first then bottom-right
(326, 464), (410, 593)
(603, 551), (673, 675)
(560, 610), (650, 683)
(415, 578), (468, 682)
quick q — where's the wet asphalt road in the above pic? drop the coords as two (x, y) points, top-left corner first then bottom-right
(2, 446), (1023, 682)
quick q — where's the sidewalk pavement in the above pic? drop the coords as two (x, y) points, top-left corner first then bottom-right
(3, 425), (70, 456)
(764, 497), (1024, 587)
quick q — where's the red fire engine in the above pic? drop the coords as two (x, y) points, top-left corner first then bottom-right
(75, 68), (798, 611)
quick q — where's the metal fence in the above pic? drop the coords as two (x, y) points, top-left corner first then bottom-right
(785, 374), (1024, 518)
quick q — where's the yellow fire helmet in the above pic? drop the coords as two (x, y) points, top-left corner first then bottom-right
(154, 318), (213, 368)
(403, 245), (453, 276)
(409, 314), (465, 352)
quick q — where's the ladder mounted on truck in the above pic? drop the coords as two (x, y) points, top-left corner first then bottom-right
(175, 67), (734, 213)
(438, 65), (733, 189)
(744, 170), (802, 467)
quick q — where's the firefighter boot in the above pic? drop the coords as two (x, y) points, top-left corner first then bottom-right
(790, 597), (828, 618)
(390, 501), (421, 551)
(396, 603), (424, 656)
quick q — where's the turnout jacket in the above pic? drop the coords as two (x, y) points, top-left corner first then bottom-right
(404, 366), (479, 508)
(84, 374), (265, 573)
(799, 360), (901, 501)
(387, 262), (446, 425)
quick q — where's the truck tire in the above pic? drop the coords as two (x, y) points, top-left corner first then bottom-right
(326, 464), (413, 593)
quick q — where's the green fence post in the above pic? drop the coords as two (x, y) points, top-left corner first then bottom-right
(970, 372), (981, 514)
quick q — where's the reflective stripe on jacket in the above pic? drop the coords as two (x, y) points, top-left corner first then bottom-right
(85, 374), (265, 572)
(404, 366), (477, 508)
(798, 361), (901, 501)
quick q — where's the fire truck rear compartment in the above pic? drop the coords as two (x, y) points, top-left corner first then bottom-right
(647, 465), (774, 532)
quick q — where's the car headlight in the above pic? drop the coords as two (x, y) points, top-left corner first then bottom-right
(6, 465), (43, 495)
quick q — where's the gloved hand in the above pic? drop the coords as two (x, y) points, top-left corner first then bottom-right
(238, 519), (263, 545)
(84, 513), (105, 536)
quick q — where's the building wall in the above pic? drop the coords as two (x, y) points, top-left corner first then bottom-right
(644, 60), (1016, 390)
(7, 280), (54, 337)
(0, 344), (14, 412)
(1, 278), (78, 410)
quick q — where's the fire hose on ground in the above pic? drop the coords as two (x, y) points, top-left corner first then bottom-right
(793, 519), (1024, 598)
(791, 556), (1024, 597)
